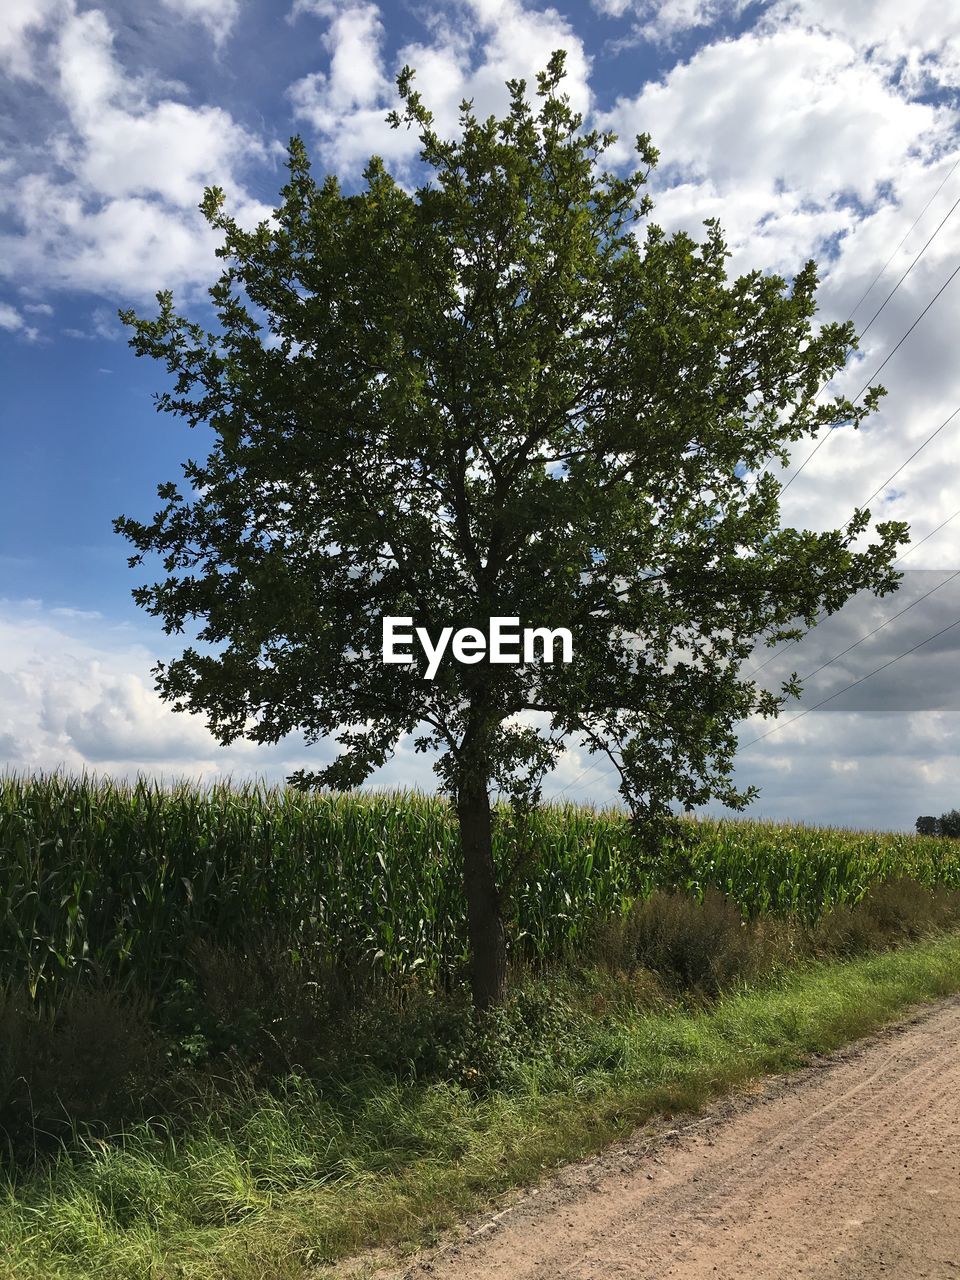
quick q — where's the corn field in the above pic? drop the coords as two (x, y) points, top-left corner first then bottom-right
(1, 773), (958, 999)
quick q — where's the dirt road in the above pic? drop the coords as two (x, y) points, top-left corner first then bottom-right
(385, 998), (960, 1279)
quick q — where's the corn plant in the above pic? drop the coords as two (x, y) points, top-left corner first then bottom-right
(1, 773), (957, 1001)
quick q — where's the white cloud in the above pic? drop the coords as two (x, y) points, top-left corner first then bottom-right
(0, 5), (276, 300)
(62, 670), (224, 765)
(0, 601), (439, 791)
(596, 0), (749, 42)
(288, 0), (592, 176)
(287, 0), (408, 170)
(0, 300), (39, 340)
(597, 0), (960, 80)
(763, 0), (960, 96)
(0, 0), (64, 79)
(594, 13), (960, 582)
(0, 604), (204, 776)
(0, 602), (325, 782)
(590, 0), (634, 15)
(0, 302), (24, 331)
(594, 4), (957, 345)
(292, 0), (390, 128)
(53, 10), (264, 205)
(5, 179), (221, 297)
(444, 0), (592, 125)
(289, 0), (338, 18)
(600, 27), (945, 229)
(159, 0), (240, 47)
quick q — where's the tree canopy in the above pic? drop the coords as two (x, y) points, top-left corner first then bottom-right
(115, 51), (907, 1005)
(918, 811), (960, 838)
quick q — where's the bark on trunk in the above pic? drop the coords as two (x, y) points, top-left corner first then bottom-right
(455, 771), (507, 1010)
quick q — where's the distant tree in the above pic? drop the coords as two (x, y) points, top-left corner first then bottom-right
(939, 809), (960, 840)
(114, 52), (907, 1008)
(916, 815), (939, 837)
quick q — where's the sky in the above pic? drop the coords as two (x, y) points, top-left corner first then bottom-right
(1, 0), (959, 831)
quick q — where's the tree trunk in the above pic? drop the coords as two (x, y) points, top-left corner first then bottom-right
(455, 770), (507, 1010)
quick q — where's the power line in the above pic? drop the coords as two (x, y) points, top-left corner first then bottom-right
(558, 172), (960, 798)
(747, 634), (802, 678)
(894, 506), (960, 565)
(853, 189), (960, 344)
(564, 569), (960, 796)
(778, 257), (960, 495)
(748, 167), (960, 496)
(846, 259), (960, 406)
(747, 399), (960, 676)
(564, 493), (960, 784)
(565, 494), (960, 790)
(858, 403), (960, 511)
(847, 154), (960, 322)
(792, 570), (960, 684)
(556, 746), (608, 800)
(740, 610), (960, 748)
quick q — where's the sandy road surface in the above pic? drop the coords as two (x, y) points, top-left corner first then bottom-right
(382, 998), (960, 1280)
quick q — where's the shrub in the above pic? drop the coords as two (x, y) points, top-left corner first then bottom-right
(159, 935), (358, 1078)
(602, 888), (781, 994)
(0, 982), (158, 1157)
(805, 900), (885, 958)
(806, 878), (960, 957)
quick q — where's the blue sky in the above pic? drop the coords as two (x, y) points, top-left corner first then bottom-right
(1, 0), (959, 829)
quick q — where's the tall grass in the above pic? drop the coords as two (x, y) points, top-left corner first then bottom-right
(5, 933), (960, 1280)
(2, 773), (958, 1002)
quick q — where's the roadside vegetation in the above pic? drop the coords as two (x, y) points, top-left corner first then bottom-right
(3, 773), (960, 1278)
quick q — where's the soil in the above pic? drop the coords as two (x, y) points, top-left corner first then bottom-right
(369, 996), (960, 1280)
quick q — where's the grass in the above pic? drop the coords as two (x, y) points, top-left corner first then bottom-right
(3, 930), (960, 1279)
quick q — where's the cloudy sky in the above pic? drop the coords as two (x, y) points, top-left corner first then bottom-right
(1, 0), (958, 831)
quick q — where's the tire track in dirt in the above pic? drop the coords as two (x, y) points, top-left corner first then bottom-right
(380, 998), (960, 1280)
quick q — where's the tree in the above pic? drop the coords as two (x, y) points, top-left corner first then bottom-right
(115, 53), (907, 1009)
(939, 809), (960, 839)
(916, 815), (939, 837)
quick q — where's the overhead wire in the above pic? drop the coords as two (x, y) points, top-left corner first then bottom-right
(894, 506), (960, 565)
(563, 493), (960, 794)
(791, 570), (960, 686)
(740, 609), (960, 749)
(747, 398), (960, 677)
(846, 153), (960, 323)
(850, 187), (960, 345)
(778, 259), (960, 494)
(748, 162), (960, 496)
(857, 403), (960, 511)
(563, 568), (960, 797)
